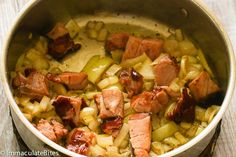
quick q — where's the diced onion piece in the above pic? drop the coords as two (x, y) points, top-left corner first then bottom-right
(151, 142), (172, 155)
(39, 96), (50, 111)
(52, 83), (67, 95)
(19, 96), (31, 107)
(111, 50), (123, 64)
(152, 114), (161, 130)
(197, 49), (214, 77)
(85, 91), (101, 100)
(163, 137), (181, 148)
(83, 55), (113, 84)
(180, 55), (188, 77)
(124, 103), (131, 111)
(204, 105), (220, 123)
(175, 29), (184, 41)
(88, 119), (100, 131)
(195, 106), (206, 122)
(80, 107), (96, 118)
(90, 145), (106, 157)
(97, 28), (108, 42)
(185, 70), (200, 81)
(195, 125), (205, 135)
(35, 36), (48, 54)
(152, 121), (178, 142)
(124, 107), (136, 117)
(163, 39), (180, 57)
(180, 122), (192, 130)
(105, 146), (121, 157)
(121, 53), (147, 68)
(94, 21), (105, 31)
(119, 139), (129, 149)
(65, 19), (80, 38)
(105, 83), (123, 91)
(105, 64), (122, 77)
(96, 134), (113, 148)
(135, 57), (155, 80)
(143, 81), (154, 91)
(186, 122), (199, 137)
(23, 113), (32, 122)
(174, 132), (188, 144)
(179, 40), (197, 56)
(86, 21), (96, 29)
(88, 29), (98, 39)
(114, 123), (129, 147)
(97, 76), (119, 89)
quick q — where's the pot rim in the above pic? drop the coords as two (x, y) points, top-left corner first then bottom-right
(1, 0), (235, 157)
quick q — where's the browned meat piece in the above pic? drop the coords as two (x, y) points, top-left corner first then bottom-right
(47, 72), (88, 90)
(47, 23), (69, 40)
(156, 86), (180, 100)
(128, 113), (151, 157)
(119, 68), (143, 97)
(105, 33), (129, 52)
(166, 88), (196, 123)
(188, 71), (220, 101)
(66, 128), (95, 155)
(47, 23), (81, 59)
(36, 119), (68, 143)
(138, 39), (164, 61)
(12, 70), (49, 100)
(131, 89), (169, 113)
(94, 89), (124, 119)
(48, 34), (81, 59)
(101, 117), (123, 137)
(153, 55), (179, 86)
(122, 36), (143, 61)
(52, 95), (82, 126)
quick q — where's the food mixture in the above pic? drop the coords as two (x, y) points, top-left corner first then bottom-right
(11, 19), (221, 157)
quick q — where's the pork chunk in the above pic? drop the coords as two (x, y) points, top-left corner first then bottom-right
(52, 95), (82, 126)
(47, 72), (88, 90)
(36, 119), (68, 143)
(138, 39), (163, 61)
(94, 89), (124, 119)
(128, 113), (151, 157)
(189, 71), (220, 101)
(66, 128), (95, 155)
(105, 33), (129, 52)
(131, 89), (169, 113)
(101, 117), (123, 137)
(122, 36), (143, 61)
(13, 70), (49, 100)
(47, 23), (81, 59)
(153, 55), (179, 86)
(119, 68), (144, 97)
(166, 88), (196, 123)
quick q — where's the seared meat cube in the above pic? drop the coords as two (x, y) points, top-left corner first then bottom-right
(13, 70), (49, 100)
(52, 95), (82, 126)
(131, 89), (169, 113)
(122, 36), (143, 61)
(66, 128), (95, 155)
(153, 55), (179, 86)
(47, 72), (88, 90)
(166, 88), (196, 123)
(101, 116), (123, 137)
(47, 23), (69, 40)
(94, 89), (124, 119)
(36, 119), (68, 143)
(48, 34), (81, 59)
(128, 113), (151, 157)
(138, 39), (163, 61)
(119, 68), (144, 97)
(188, 71), (220, 102)
(105, 33), (129, 52)
(47, 23), (81, 59)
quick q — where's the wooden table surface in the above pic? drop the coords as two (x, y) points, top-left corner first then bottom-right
(0, 0), (235, 157)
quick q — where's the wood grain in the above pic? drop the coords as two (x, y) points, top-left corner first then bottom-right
(0, 0), (235, 156)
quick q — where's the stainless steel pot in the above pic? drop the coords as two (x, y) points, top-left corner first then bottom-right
(1, 0), (235, 157)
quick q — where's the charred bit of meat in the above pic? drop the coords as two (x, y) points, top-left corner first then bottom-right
(101, 116), (123, 137)
(128, 113), (151, 157)
(153, 55), (179, 86)
(36, 119), (68, 143)
(52, 95), (82, 127)
(94, 89), (124, 119)
(131, 89), (169, 113)
(188, 71), (220, 103)
(47, 72), (88, 90)
(47, 23), (81, 59)
(105, 33), (129, 52)
(166, 88), (196, 123)
(66, 128), (95, 155)
(119, 68), (144, 97)
(12, 70), (49, 100)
